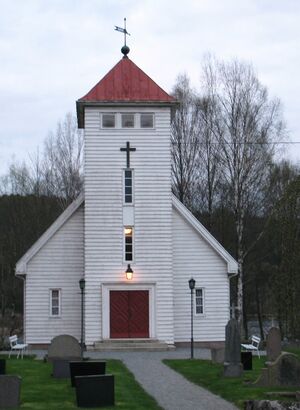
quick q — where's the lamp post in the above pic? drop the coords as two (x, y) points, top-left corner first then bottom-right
(79, 278), (85, 360)
(188, 278), (196, 359)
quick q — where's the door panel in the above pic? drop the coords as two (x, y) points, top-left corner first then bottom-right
(110, 290), (149, 338)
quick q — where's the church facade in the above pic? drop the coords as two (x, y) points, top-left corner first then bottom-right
(16, 51), (237, 349)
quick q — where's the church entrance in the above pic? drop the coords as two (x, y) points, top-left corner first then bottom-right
(109, 290), (149, 338)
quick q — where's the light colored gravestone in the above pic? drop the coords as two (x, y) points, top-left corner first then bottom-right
(266, 327), (281, 362)
(223, 318), (243, 377)
(48, 334), (81, 378)
(255, 352), (300, 387)
(0, 375), (21, 408)
(48, 334), (81, 360)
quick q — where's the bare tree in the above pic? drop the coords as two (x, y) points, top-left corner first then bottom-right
(171, 74), (200, 208)
(200, 56), (285, 331)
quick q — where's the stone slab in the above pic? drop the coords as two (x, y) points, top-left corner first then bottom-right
(223, 362), (243, 377)
(0, 375), (21, 408)
(211, 348), (225, 364)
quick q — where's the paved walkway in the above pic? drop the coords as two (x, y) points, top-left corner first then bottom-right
(13, 348), (238, 410)
(88, 348), (238, 410)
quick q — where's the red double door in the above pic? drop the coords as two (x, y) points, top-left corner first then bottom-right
(110, 290), (149, 338)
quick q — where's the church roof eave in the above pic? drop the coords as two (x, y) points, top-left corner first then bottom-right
(172, 195), (238, 275)
(15, 193), (84, 276)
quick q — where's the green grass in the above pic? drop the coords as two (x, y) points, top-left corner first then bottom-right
(164, 354), (299, 409)
(1, 355), (162, 410)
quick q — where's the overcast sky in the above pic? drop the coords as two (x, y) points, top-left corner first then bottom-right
(1, 0), (300, 174)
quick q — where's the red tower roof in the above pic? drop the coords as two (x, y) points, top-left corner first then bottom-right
(76, 57), (177, 128)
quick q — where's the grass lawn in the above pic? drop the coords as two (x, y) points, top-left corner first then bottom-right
(164, 350), (300, 409)
(1, 355), (162, 410)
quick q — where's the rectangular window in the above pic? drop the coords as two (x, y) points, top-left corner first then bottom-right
(102, 113), (115, 128)
(124, 227), (133, 261)
(195, 288), (204, 315)
(140, 113), (154, 128)
(50, 289), (61, 316)
(124, 169), (133, 204)
(122, 113), (135, 128)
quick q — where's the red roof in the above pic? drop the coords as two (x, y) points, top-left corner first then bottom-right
(78, 57), (175, 103)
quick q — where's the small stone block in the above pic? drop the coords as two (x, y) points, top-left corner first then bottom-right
(75, 374), (115, 408)
(70, 361), (106, 387)
(52, 359), (72, 378)
(241, 352), (253, 370)
(223, 362), (243, 378)
(0, 375), (21, 408)
(211, 348), (225, 364)
(0, 360), (5, 375)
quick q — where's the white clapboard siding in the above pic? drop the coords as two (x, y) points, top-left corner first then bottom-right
(25, 206), (84, 344)
(172, 207), (230, 342)
(84, 106), (174, 345)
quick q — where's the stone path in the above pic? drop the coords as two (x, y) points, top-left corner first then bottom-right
(87, 348), (238, 410)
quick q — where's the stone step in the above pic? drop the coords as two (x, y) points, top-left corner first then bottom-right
(92, 340), (175, 351)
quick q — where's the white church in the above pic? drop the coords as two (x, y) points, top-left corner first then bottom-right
(16, 45), (238, 350)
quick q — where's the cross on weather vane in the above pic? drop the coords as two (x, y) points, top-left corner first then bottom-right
(115, 17), (131, 57)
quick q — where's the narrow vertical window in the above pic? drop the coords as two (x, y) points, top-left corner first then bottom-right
(195, 288), (204, 315)
(124, 169), (133, 204)
(124, 227), (133, 261)
(50, 289), (61, 316)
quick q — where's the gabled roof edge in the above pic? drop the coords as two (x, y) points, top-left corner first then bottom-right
(15, 192), (85, 276)
(172, 195), (238, 274)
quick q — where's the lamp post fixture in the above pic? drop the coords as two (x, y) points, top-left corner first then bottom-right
(125, 264), (133, 280)
(79, 278), (85, 360)
(188, 278), (196, 359)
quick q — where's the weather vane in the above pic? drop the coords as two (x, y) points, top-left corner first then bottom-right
(115, 18), (131, 57)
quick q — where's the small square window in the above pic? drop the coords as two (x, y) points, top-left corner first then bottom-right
(140, 114), (154, 128)
(102, 114), (115, 128)
(122, 114), (135, 128)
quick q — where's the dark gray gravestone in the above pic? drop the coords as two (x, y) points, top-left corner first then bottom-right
(70, 361), (106, 387)
(0, 375), (21, 408)
(48, 334), (81, 360)
(0, 360), (5, 375)
(223, 318), (243, 377)
(48, 334), (81, 378)
(266, 327), (281, 362)
(75, 374), (114, 407)
(255, 352), (300, 387)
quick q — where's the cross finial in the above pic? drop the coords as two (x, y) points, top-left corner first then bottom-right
(115, 18), (131, 57)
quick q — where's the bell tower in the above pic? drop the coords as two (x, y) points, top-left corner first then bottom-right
(76, 45), (177, 347)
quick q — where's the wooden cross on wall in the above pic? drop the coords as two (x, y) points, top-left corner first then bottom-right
(120, 141), (136, 168)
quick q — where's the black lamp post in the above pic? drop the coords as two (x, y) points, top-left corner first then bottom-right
(188, 278), (196, 359)
(79, 278), (85, 359)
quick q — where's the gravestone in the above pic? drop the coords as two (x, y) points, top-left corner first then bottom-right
(75, 374), (115, 407)
(255, 352), (300, 387)
(48, 334), (81, 359)
(0, 375), (21, 408)
(48, 334), (81, 378)
(70, 361), (106, 387)
(266, 327), (281, 362)
(223, 318), (243, 377)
